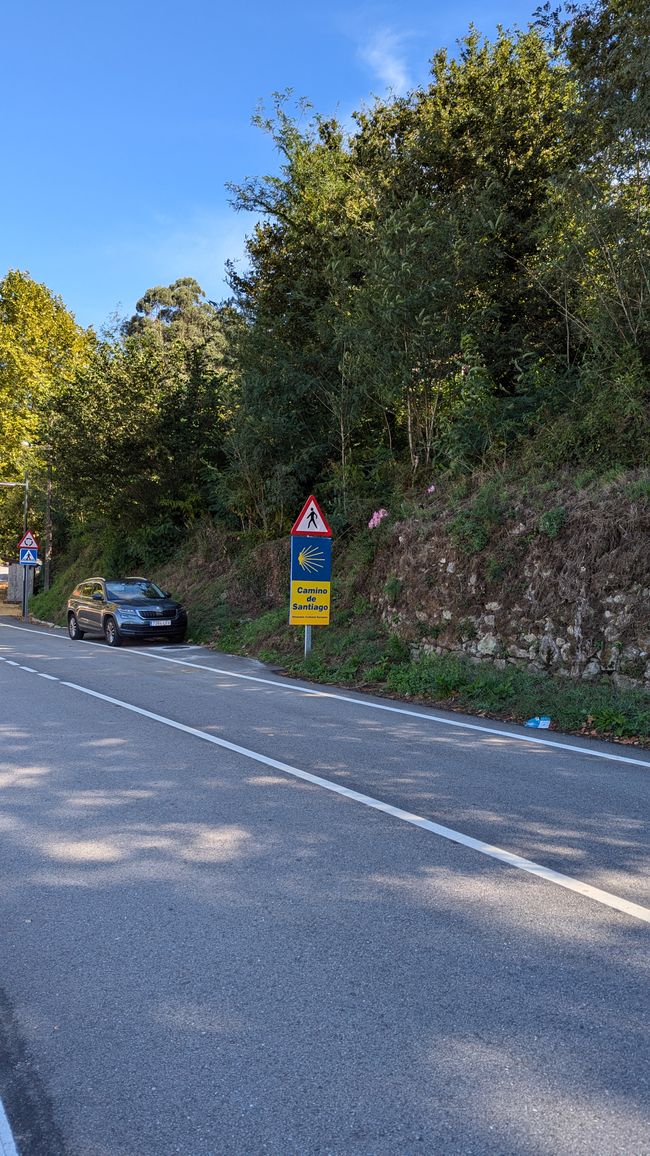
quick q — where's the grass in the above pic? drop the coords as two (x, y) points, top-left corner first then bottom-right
(382, 652), (650, 740)
(208, 605), (650, 745)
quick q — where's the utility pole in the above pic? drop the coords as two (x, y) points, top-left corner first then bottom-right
(21, 471), (30, 618)
(23, 470), (29, 533)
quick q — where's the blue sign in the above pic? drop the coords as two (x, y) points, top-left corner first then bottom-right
(291, 535), (332, 582)
(19, 547), (40, 566)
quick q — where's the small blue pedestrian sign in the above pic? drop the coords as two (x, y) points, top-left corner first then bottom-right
(19, 547), (39, 566)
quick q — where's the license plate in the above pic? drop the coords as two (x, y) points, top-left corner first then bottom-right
(151, 620), (172, 626)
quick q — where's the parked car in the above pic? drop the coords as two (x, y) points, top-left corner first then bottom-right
(67, 576), (188, 646)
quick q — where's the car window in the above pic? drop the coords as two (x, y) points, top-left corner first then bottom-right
(91, 581), (104, 599)
(105, 579), (165, 601)
(79, 582), (93, 598)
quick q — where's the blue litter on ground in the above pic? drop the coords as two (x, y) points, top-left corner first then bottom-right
(525, 716), (552, 729)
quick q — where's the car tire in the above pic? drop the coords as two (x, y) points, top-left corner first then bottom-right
(68, 613), (84, 641)
(104, 617), (122, 647)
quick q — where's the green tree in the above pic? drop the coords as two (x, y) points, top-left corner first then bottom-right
(226, 98), (379, 529)
(0, 270), (93, 557)
(52, 280), (235, 566)
(527, 0), (650, 464)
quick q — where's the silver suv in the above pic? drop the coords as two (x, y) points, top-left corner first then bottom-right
(67, 576), (188, 646)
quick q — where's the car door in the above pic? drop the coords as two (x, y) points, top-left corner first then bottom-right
(75, 582), (95, 630)
(86, 580), (106, 634)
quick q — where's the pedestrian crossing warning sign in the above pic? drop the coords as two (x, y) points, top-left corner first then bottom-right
(290, 495), (332, 537)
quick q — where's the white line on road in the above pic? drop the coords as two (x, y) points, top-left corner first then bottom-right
(2, 622), (650, 770)
(0, 656), (56, 678)
(45, 674), (648, 925)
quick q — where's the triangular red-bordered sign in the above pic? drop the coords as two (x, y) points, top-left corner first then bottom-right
(290, 495), (332, 537)
(18, 530), (38, 550)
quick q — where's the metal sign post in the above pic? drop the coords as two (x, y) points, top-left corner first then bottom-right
(18, 532), (40, 620)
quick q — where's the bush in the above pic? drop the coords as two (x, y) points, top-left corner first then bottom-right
(538, 506), (566, 537)
(384, 575), (402, 602)
(448, 481), (509, 554)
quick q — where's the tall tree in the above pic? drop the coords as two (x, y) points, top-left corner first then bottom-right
(0, 270), (93, 557)
(0, 270), (92, 475)
(529, 0), (650, 463)
(226, 99), (378, 528)
(53, 280), (235, 563)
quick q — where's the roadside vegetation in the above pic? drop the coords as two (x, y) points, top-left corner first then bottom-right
(4, 0), (649, 745)
(31, 497), (650, 746)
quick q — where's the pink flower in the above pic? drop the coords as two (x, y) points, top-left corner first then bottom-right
(427, 484), (436, 494)
(368, 508), (389, 529)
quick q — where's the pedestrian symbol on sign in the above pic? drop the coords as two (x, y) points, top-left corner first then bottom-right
(290, 495), (332, 538)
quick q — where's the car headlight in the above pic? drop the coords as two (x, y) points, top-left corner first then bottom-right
(117, 607), (140, 619)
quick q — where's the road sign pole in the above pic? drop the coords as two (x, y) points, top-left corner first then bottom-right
(304, 626), (312, 658)
(17, 529), (39, 620)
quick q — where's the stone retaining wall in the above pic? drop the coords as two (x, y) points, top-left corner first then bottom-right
(370, 488), (650, 689)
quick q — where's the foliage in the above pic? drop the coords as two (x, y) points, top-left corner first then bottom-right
(538, 506), (566, 537)
(448, 481), (509, 554)
(4, 0), (649, 576)
(0, 271), (94, 557)
(383, 575), (402, 602)
(49, 279), (236, 562)
(383, 651), (650, 738)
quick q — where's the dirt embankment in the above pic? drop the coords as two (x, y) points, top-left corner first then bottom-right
(155, 474), (650, 691)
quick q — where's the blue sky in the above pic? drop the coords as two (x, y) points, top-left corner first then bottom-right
(4, 0), (539, 331)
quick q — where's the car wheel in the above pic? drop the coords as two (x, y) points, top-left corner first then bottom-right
(104, 617), (122, 647)
(68, 613), (84, 641)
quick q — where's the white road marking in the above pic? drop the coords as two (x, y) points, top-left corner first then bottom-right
(0, 1099), (19, 1156)
(2, 621), (649, 769)
(48, 674), (649, 925)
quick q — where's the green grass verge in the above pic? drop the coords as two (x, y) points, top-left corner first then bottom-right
(223, 610), (650, 746)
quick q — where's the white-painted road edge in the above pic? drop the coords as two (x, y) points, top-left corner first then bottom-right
(40, 675), (649, 926)
(132, 651), (650, 768)
(2, 622), (650, 770)
(0, 1099), (19, 1156)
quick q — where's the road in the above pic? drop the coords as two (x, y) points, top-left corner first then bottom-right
(0, 618), (649, 1156)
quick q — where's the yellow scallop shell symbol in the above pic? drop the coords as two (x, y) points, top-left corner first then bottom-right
(297, 544), (325, 573)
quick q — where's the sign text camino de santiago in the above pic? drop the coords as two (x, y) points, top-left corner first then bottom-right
(289, 496), (332, 627)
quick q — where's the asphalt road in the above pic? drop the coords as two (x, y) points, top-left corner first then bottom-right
(0, 618), (649, 1156)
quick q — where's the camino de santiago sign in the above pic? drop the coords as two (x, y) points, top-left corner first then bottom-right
(289, 496), (332, 627)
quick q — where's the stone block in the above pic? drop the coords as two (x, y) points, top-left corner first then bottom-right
(477, 633), (499, 656)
